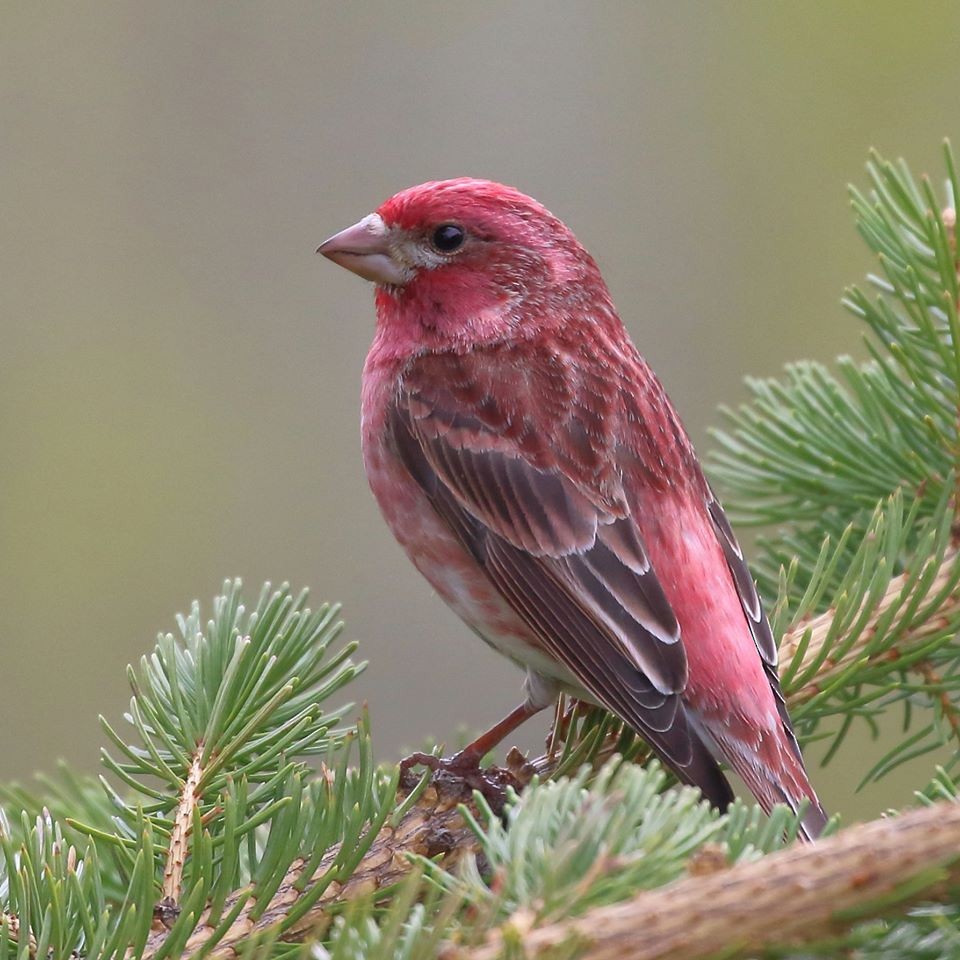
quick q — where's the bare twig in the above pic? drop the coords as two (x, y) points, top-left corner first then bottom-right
(153, 747), (205, 931)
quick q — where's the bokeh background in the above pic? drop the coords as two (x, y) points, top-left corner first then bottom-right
(3, 2), (959, 821)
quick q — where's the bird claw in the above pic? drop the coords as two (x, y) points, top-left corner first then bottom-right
(399, 749), (519, 814)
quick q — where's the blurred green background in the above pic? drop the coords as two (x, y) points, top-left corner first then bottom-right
(3, 1), (959, 822)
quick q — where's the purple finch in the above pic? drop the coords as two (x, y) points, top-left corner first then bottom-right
(319, 179), (827, 839)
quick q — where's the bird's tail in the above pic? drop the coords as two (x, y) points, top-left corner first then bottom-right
(714, 728), (828, 842)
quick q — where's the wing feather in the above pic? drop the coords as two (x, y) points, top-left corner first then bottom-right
(705, 486), (804, 762)
(393, 388), (686, 694)
(386, 365), (737, 805)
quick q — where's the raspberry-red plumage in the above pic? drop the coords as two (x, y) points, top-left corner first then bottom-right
(327, 178), (826, 838)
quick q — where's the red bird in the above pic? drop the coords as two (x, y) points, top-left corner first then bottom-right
(319, 178), (827, 840)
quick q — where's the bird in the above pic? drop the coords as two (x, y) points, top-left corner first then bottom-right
(318, 178), (827, 840)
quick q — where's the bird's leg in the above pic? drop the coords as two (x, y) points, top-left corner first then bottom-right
(457, 701), (545, 766)
(400, 701), (544, 808)
(403, 701), (541, 772)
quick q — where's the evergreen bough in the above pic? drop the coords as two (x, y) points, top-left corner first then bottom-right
(4, 144), (960, 958)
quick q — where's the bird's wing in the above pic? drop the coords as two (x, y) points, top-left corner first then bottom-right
(388, 350), (732, 804)
(705, 487), (804, 763)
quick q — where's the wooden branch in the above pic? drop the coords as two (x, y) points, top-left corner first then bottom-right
(449, 800), (960, 960)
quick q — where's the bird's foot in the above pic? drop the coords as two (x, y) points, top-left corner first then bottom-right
(399, 748), (520, 814)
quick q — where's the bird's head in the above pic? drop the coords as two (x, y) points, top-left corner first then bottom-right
(318, 179), (612, 349)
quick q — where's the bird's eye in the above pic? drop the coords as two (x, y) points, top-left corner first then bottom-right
(431, 223), (465, 253)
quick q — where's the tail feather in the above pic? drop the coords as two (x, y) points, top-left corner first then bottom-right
(668, 727), (737, 812)
(715, 729), (827, 842)
(613, 700), (738, 811)
(796, 796), (829, 842)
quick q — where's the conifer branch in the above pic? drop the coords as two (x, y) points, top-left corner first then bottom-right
(449, 800), (960, 960)
(914, 658), (960, 748)
(140, 774), (482, 958)
(781, 547), (960, 706)
(135, 524), (960, 955)
(130, 556), (960, 956)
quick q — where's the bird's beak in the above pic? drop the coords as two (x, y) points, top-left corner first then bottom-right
(316, 213), (409, 286)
